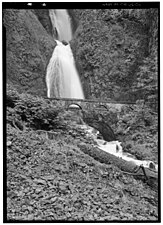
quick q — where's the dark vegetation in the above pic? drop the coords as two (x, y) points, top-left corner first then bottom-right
(115, 102), (158, 163)
(7, 85), (63, 131)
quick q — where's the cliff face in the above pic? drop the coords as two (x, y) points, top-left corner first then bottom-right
(4, 9), (56, 96)
(71, 9), (158, 101)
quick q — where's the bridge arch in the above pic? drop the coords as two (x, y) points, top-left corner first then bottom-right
(67, 103), (83, 110)
(98, 104), (108, 111)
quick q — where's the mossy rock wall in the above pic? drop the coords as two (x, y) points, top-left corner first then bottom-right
(4, 9), (56, 96)
(71, 9), (158, 101)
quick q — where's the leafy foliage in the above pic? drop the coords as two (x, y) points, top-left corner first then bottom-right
(115, 101), (158, 162)
(7, 85), (64, 131)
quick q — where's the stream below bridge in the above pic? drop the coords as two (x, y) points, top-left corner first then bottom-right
(78, 124), (158, 173)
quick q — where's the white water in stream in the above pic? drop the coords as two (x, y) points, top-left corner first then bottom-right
(79, 124), (158, 172)
(46, 10), (84, 99)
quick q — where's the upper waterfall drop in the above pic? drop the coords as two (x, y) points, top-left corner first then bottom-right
(49, 9), (72, 42)
(46, 9), (84, 99)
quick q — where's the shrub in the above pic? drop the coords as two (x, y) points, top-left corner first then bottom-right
(7, 86), (64, 131)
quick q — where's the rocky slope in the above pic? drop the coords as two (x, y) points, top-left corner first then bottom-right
(6, 86), (158, 221)
(6, 125), (158, 221)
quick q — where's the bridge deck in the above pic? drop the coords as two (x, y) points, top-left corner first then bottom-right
(45, 97), (137, 105)
(44, 97), (157, 106)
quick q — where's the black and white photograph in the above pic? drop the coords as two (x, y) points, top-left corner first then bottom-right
(4, 2), (160, 222)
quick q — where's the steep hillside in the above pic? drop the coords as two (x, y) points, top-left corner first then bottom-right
(6, 86), (158, 221)
(4, 9), (56, 96)
(71, 9), (158, 101)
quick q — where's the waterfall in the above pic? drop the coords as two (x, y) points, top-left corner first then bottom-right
(46, 40), (84, 98)
(49, 9), (72, 42)
(46, 9), (84, 99)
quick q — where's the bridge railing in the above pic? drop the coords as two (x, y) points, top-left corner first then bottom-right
(44, 97), (140, 105)
(44, 97), (157, 108)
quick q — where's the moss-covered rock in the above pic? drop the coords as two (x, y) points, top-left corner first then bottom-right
(33, 9), (53, 36)
(71, 9), (158, 101)
(4, 9), (56, 96)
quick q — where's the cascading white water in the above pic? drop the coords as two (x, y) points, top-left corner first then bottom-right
(46, 40), (84, 98)
(49, 9), (72, 42)
(79, 124), (158, 172)
(46, 9), (84, 99)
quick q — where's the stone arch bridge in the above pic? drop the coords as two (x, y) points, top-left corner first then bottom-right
(45, 97), (137, 112)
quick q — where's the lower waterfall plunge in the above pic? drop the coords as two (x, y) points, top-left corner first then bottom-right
(46, 10), (84, 99)
(46, 40), (84, 99)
